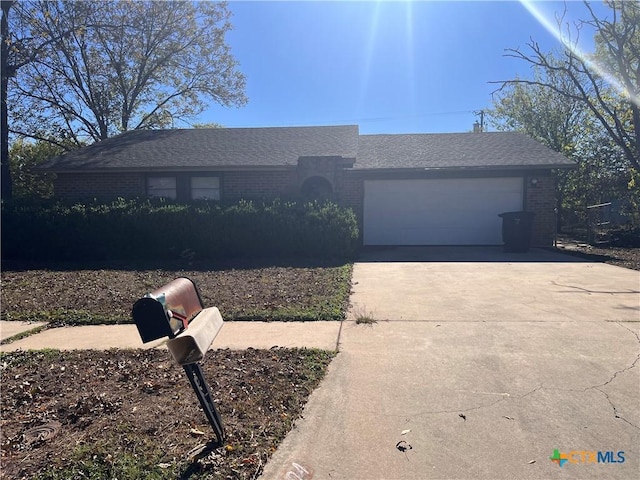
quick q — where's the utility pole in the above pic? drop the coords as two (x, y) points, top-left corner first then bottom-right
(475, 110), (485, 131)
(472, 110), (485, 133)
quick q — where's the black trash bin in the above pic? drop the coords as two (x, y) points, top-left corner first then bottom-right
(498, 211), (535, 253)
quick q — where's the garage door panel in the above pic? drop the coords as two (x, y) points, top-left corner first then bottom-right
(364, 178), (523, 245)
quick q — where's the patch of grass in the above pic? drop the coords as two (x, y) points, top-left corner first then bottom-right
(355, 316), (377, 325)
(0, 348), (62, 367)
(32, 436), (175, 480)
(231, 264), (353, 321)
(1, 263), (354, 324)
(353, 306), (377, 325)
(299, 348), (336, 383)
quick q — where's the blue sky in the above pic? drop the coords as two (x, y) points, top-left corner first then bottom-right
(200, 1), (604, 134)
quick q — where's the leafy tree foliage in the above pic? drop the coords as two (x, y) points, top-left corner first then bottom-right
(192, 122), (225, 129)
(491, 76), (638, 227)
(6, 0), (246, 147)
(489, 66), (587, 227)
(7, 138), (65, 198)
(490, 64), (587, 155)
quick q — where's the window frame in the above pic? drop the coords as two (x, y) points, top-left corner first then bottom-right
(190, 175), (221, 201)
(146, 176), (177, 199)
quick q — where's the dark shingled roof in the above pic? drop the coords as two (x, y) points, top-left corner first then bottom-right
(40, 125), (360, 171)
(40, 126), (574, 172)
(356, 132), (575, 170)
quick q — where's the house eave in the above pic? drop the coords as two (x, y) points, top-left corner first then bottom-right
(349, 163), (576, 174)
(42, 165), (296, 174)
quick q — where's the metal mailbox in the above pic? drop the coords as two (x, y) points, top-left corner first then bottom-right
(167, 307), (223, 365)
(132, 277), (203, 343)
(131, 277), (225, 445)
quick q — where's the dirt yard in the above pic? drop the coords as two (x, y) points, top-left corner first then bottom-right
(555, 239), (639, 271)
(1, 348), (334, 479)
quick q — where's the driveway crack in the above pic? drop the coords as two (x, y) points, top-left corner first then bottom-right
(550, 281), (640, 295)
(616, 321), (640, 343)
(545, 322), (640, 430)
(594, 322), (640, 389)
(594, 386), (640, 430)
(590, 322), (640, 430)
(399, 385), (544, 418)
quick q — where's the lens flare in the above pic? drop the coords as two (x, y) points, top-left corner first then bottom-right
(357, 2), (382, 115)
(357, 1), (417, 121)
(519, 0), (638, 106)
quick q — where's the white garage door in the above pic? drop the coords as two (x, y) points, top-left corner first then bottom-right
(364, 178), (524, 245)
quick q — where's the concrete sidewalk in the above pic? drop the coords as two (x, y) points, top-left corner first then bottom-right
(0, 321), (341, 352)
(0, 320), (47, 341)
(260, 248), (640, 480)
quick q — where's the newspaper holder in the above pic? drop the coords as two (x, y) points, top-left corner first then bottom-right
(131, 277), (224, 445)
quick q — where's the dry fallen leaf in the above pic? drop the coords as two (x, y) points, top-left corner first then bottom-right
(396, 440), (412, 452)
(190, 428), (205, 436)
(401, 429), (411, 435)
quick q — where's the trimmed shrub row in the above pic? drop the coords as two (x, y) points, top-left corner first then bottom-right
(1, 198), (360, 261)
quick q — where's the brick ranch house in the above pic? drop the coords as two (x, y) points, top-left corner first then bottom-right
(40, 125), (575, 247)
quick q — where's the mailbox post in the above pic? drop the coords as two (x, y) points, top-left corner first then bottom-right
(132, 277), (225, 445)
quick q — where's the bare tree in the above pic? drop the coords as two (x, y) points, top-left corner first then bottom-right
(492, 0), (639, 171)
(2, 1), (246, 199)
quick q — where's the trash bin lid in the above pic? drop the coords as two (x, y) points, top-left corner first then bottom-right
(499, 211), (535, 219)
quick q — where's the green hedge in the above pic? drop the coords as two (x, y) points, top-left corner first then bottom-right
(1, 198), (359, 261)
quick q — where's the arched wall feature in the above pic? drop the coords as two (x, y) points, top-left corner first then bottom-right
(300, 175), (333, 200)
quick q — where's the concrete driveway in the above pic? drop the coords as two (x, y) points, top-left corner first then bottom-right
(261, 247), (640, 480)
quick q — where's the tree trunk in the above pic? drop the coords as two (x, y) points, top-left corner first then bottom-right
(1, 0), (13, 200)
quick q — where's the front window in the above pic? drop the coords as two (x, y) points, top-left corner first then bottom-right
(191, 176), (220, 200)
(147, 176), (177, 199)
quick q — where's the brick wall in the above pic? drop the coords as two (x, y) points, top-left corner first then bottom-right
(222, 170), (297, 200)
(54, 172), (145, 200)
(524, 174), (557, 246)
(54, 170), (298, 202)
